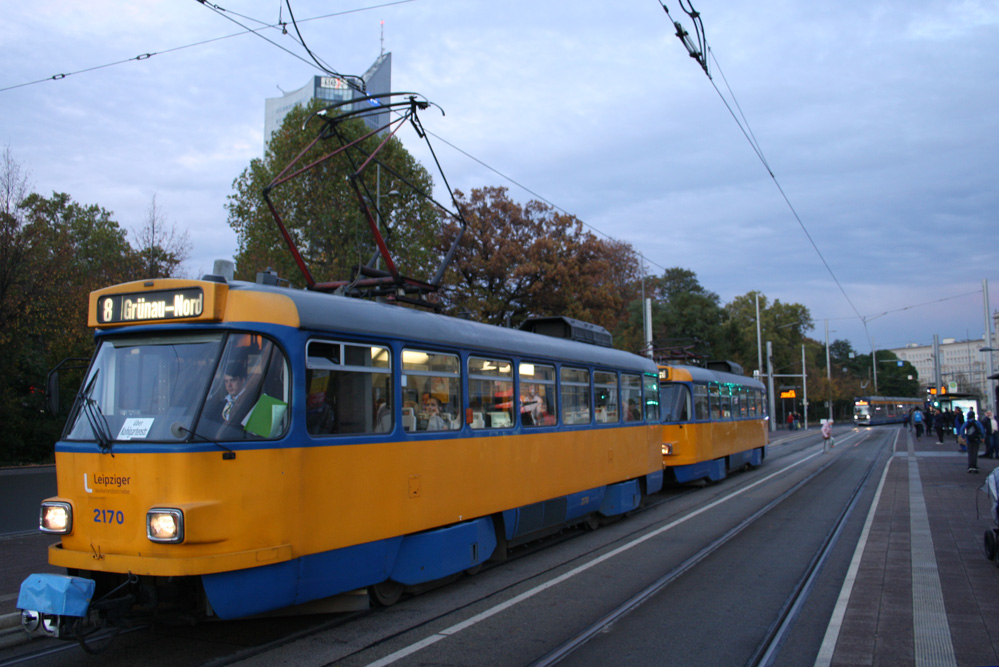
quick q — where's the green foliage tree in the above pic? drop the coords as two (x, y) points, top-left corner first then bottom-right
(226, 101), (441, 287)
(438, 186), (640, 333)
(617, 267), (728, 361)
(869, 350), (920, 397)
(649, 268), (728, 361)
(0, 184), (144, 463)
(723, 291), (813, 375)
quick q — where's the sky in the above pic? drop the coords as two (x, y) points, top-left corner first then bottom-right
(2, 0), (998, 357)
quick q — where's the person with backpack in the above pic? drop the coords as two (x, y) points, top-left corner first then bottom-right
(954, 407), (965, 443)
(960, 409), (985, 473)
(912, 408), (925, 440)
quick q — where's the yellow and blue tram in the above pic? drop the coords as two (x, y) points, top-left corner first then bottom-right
(18, 272), (666, 636)
(658, 364), (769, 483)
(852, 396), (924, 426)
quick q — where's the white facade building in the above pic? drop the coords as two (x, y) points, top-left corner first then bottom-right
(888, 311), (999, 403)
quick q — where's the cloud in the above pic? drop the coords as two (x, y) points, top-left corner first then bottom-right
(2, 0), (996, 357)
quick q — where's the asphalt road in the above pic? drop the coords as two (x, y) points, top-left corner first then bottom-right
(0, 466), (56, 535)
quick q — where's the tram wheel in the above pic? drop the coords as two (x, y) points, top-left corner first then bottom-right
(984, 530), (997, 561)
(369, 580), (403, 607)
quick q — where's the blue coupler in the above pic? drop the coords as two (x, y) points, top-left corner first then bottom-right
(18, 573), (95, 617)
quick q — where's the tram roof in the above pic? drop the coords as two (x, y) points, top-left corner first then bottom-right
(236, 282), (656, 373)
(667, 364), (766, 391)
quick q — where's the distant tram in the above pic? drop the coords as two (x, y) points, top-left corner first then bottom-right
(852, 396), (924, 426)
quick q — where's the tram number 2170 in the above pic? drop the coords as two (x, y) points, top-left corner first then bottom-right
(94, 509), (124, 525)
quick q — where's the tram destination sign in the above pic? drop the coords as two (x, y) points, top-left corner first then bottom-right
(98, 287), (205, 324)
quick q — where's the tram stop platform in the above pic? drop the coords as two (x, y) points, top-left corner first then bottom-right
(815, 424), (999, 667)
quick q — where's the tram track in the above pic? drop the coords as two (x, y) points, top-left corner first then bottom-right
(195, 485), (710, 667)
(523, 428), (892, 667)
(746, 431), (889, 667)
(526, 429), (887, 667)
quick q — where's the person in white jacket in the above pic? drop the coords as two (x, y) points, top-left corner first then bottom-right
(821, 419), (834, 451)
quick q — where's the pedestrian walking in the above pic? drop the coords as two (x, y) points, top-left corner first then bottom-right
(932, 408), (945, 444)
(821, 419), (834, 451)
(960, 409), (985, 473)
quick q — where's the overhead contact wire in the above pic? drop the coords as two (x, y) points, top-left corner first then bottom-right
(0, 0), (415, 94)
(658, 0), (866, 328)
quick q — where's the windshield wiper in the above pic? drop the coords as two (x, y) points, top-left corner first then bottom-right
(170, 422), (236, 460)
(80, 369), (114, 454)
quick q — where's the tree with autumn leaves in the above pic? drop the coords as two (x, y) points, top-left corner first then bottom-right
(437, 186), (640, 332)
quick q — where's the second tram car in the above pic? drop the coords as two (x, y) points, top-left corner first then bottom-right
(852, 396), (924, 425)
(658, 364), (769, 483)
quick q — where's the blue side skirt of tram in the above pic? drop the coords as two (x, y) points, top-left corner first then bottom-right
(671, 447), (765, 484)
(201, 471), (663, 619)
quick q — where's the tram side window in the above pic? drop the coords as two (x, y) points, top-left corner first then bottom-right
(721, 384), (735, 420)
(561, 367), (591, 425)
(708, 383), (723, 420)
(304, 341), (392, 436)
(402, 349), (462, 432)
(201, 334), (291, 441)
(693, 384), (710, 421)
(520, 362), (556, 427)
(748, 390), (757, 417)
(594, 371), (619, 423)
(621, 374), (642, 422)
(468, 356), (513, 429)
(643, 373), (659, 421)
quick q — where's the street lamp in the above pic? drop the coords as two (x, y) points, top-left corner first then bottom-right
(980, 347), (997, 414)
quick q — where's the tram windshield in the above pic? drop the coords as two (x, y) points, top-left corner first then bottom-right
(659, 383), (691, 423)
(853, 403), (871, 418)
(64, 332), (290, 444)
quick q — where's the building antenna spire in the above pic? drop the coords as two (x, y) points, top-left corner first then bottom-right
(380, 20), (385, 56)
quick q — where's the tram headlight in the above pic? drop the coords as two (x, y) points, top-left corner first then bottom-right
(40, 502), (72, 534)
(147, 508), (184, 543)
(661, 443), (673, 456)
